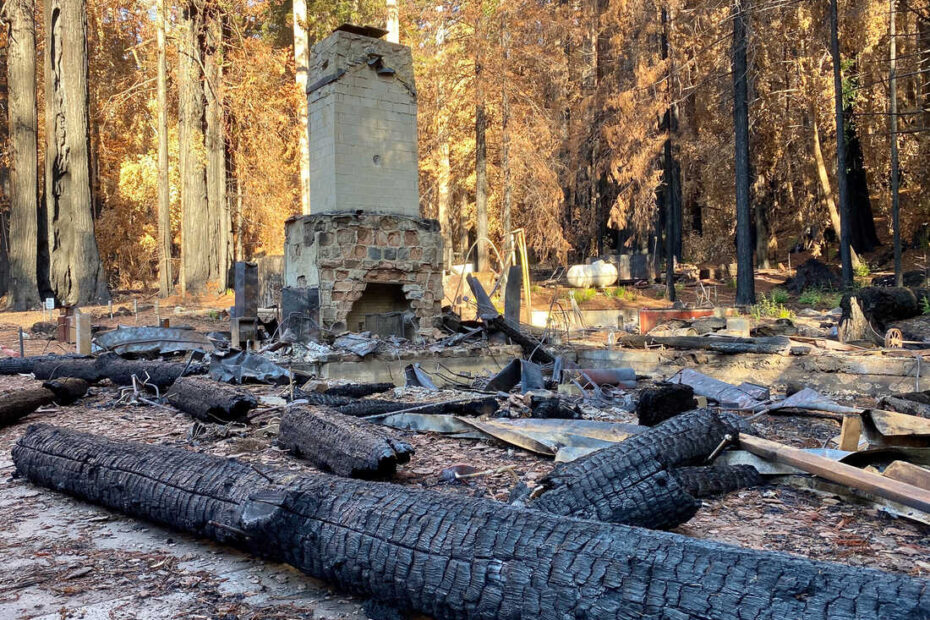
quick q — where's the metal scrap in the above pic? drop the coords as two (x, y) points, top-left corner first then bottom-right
(94, 326), (213, 356)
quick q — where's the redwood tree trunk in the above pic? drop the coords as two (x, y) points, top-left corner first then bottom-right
(157, 0), (172, 297)
(179, 0), (210, 294)
(474, 9), (488, 272)
(2, 0), (40, 309)
(204, 6), (228, 289)
(731, 0), (755, 305)
(43, 0), (109, 305)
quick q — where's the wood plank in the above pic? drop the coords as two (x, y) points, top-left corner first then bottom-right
(838, 415), (862, 451)
(883, 460), (930, 491)
(739, 434), (930, 514)
(868, 408), (930, 437)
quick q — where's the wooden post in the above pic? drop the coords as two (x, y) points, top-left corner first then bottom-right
(74, 310), (92, 355)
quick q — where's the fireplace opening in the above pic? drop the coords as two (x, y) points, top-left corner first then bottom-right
(344, 282), (415, 339)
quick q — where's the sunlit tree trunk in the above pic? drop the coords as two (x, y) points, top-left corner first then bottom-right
(293, 0), (310, 214)
(501, 15), (512, 263)
(385, 0), (398, 43)
(890, 0), (901, 286)
(157, 0), (172, 297)
(205, 5), (228, 290)
(731, 0), (754, 305)
(811, 110), (859, 267)
(475, 21), (488, 272)
(44, 0), (109, 305)
(2, 0), (40, 309)
(179, 0), (209, 294)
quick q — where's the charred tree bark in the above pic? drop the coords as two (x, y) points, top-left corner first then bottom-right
(179, 0), (209, 294)
(670, 464), (763, 498)
(475, 70), (488, 272)
(0, 378), (87, 427)
(731, 0), (755, 305)
(2, 0), (40, 310)
(636, 383), (696, 426)
(830, 0), (853, 287)
(279, 406), (413, 478)
(43, 0), (109, 305)
(30, 353), (197, 387)
(156, 0), (172, 297)
(530, 409), (747, 529)
(166, 376), (256, 423)
(13, 424), (930, 619)
(322, 382), (395, 398)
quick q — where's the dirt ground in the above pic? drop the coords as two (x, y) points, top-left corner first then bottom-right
(1, 366), (929, 618)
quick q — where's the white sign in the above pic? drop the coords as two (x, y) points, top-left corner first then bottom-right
(45, 298), (55, 311)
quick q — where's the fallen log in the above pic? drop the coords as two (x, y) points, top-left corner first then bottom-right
(0, 355), (88, 375)
(335, 395), (499, 418)
(13, 424), (929, 619)
(619, 334), (792, 354)
(322, 382), (395, 398)
(0, 378), (88, 427)
(31, 353), (199, 387)
(166, 376), (257, 423)
(670, 464), (764, 498)
(466, 275), (555, 364)
(279, 406), (413, 478)
(530, 409), (755, 529)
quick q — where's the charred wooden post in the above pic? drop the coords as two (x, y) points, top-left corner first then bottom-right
(529, 409), (755, 529)
(13, 424), (930, 619)
(166, 376), (257, 423)
(0, 378), (88, 427)
(278, 406), (413, 478)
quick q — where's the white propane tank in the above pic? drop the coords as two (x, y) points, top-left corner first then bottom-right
(566, 260), (618, 288)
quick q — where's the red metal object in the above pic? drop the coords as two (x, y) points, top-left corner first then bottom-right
(638, 308), (715, 335)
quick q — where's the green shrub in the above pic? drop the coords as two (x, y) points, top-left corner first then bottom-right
(570, 287), (597, 304)
(750, 294), (795, 320)
(798, 288), (842, 308)
(854, 262), (871, 278)
(607, 286), (635, 301)
(769, 288), (789, 304)
(922, 296), (930, 316)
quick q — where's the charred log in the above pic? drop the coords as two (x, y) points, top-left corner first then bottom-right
(619, 334), (791, 354)
(279, 406), (413, 478)
(529, 409), (741, 529)
(0, 378), (87, 427)
(0, 355), (88, 375)
(636, 383), (696, 426)
(166, 376), (257, 423)
(670, 464), (763, 498)
(13, 424), (930, 619)
(294, 390), (355, 407)
(323, 382), (395, 398)
(333, 396), (499, 418)
(31, 353), (199, 387)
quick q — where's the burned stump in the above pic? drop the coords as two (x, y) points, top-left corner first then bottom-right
(839, 287), (920, 344)
(636, 383), (696, 426)
(279, 406), (413, 478)
(166, 376), (257, 423)
(785, 258), (840, 293)
(13, 424), (930, 619)
(529, 409), (755, 529)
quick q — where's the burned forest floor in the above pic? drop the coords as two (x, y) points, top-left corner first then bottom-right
(1, 369), (929, 619)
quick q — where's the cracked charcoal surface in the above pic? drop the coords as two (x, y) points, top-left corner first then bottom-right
(531, 408), (740, 528)
(12, 424), (930, 620)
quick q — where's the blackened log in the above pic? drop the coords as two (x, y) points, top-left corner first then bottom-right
(670, 464), (763, 498)
(0, 355), (87, 375)
(166, 376), (257, 423)
(0, 378), (87, 427)
(294, 389), (355, 407)
(32, 353), (197, 387)
(323, 382), (395, 398)
(278, 406), (413, 478)
(619, 334), (792, 354)
(636, 383), (696, 426)
(530, 409), (739, 529)
(333, 396), (499, 418)
(13, 425), (930, 619)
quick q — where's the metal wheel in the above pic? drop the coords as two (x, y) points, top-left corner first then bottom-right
(885, 327), (904, 349)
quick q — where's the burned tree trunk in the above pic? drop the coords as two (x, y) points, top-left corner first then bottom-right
(279, 406), (413, 478)
(529, 409), (749, 529)
(43, 0), (109, 305)
(0, 378), (87, 427)
(2, 0), (41, 310)
(166, 376), (256, 423)
(204, 6), (228, 289)
(322, 382), (395, 399)
(13, 424), (930, 619)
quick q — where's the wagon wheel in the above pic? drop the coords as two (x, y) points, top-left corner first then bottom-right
(884, 327), (904, 349)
